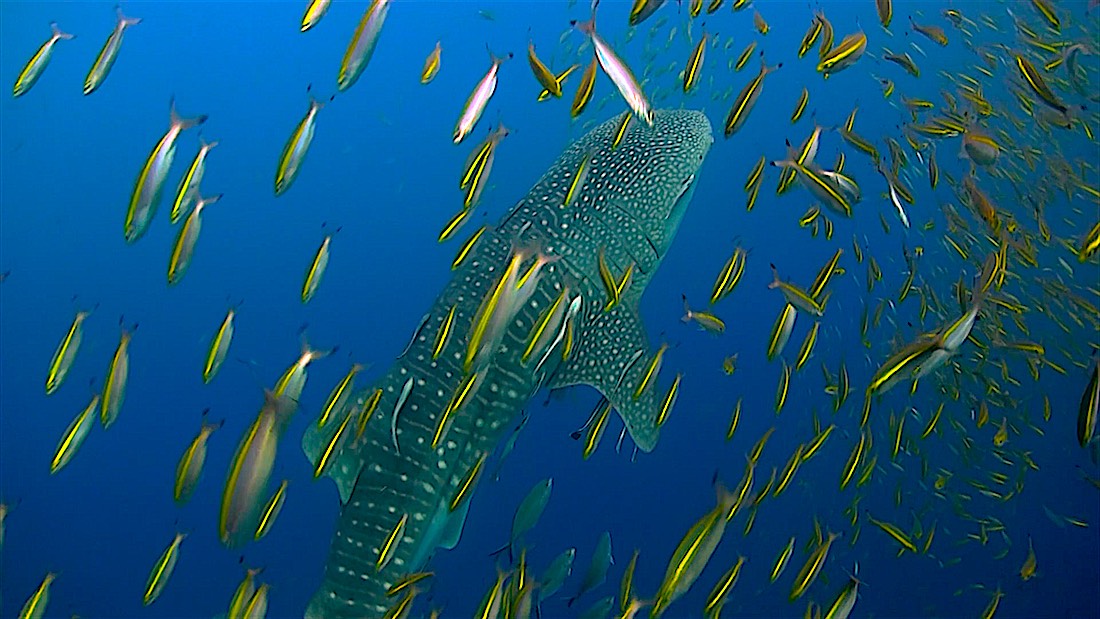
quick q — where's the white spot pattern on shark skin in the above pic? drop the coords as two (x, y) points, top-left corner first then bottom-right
(304, 110), (713, 619)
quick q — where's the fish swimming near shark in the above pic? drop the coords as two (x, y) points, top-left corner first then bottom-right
(302, 108), (712, 617)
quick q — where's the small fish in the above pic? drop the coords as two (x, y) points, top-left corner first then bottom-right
(527, 40), (561, 97)
(174, 417), (222, 503)
(629, 0), (668, 25)
(1029, 0), (1061, 31)
(144, 532), (186, 605)
(908, 16), (947, 46)
(254, 479), (289, 539)
(770, 264), (825, 316)
(451, 227), (485, 269)
(84, 8), (141, 95)
(705, 556), (746, 617)
(168, 193), (223, 285)
(656, 373), (681, 428)
(318, 363), (363, 428)
(572, 57), (598, 118)
(538, 63), (580, 102)
(19, 572), (57, 619)
(883, 49), (920, 77)
(13, 22), (73, 98)
(817, 32), (866, 78)
(220, 392), (297, 547)
(539, 548), (577, 600)
(725, 54), (781, 137)
(171, 137), (218, 223)
(798, 16), (824, 58)
(51, 394), (100, 474)
(227, 567), (264, 619)
(817, 11), (834, 58)
(823, 566), (860, 619)
(460, 123), (510, 209)
(125, 100), (207, 242)
(1079, 359), (1098, 448)
(275, 91), (326, 196)
(652, 485), (737, 616)
(101, 323), (133, 429)
(502, 478), (553, 561)
(337, 0), (391, 91)
(681, 295), (725, 333)
(204, 307), (236, 383)
(1015, 53), (1071, 116)
(770, 536), (796, 582)
(683, 27), (708, 93)
(421, 40), (442, 84)
(722, 355), (738, 376)
(876, 0), (893, 28)
(273, 339), (332, 402)
(791, 87), (809, 123)
(46, 309), (90, 395)
(301, 0), (332, 31)
(753, 10), (769, 34)
(767, 304), (798, 361)
(454, 49), (512, 144)
(302, 231), (335, 303)
(1020, 536), (1037, 580)
(735, 41), (757, 71)
(573, 6), (653, 126)
(568, 531), (613, 607)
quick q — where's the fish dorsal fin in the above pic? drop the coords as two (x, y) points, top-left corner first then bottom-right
(549, 302), (661, 452)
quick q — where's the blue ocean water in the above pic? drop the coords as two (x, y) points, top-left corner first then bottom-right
(1, 1), (1098, 617)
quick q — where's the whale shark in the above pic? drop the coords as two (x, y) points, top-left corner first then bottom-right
(302, 108), (713, 617)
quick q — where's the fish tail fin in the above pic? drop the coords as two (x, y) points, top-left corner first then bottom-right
(116, 7), (142, 28)
(571, 17), (595, 35)
(169, 97), (209, 131)
(198, 193), (224, 211)
(768, 263), (781, 289)
(486, 44), (513, 65)
(51, 22), (74, 40)
(201, 136), (220, 151)
(680, 294), (692, 323)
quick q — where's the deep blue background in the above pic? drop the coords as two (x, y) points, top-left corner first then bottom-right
(2, 1), (1098, 617)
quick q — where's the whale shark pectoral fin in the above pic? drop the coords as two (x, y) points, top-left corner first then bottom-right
(302, 418), (364, 505)
(548, 303), (661, 452)
(440, 497), (472, 550)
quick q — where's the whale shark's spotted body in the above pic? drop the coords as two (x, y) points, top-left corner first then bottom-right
(303, 109), (713, 618)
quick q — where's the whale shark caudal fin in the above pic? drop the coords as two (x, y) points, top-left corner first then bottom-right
(549, 302), (661, 452)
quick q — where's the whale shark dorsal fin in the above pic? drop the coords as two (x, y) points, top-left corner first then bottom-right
(302, 417), (365, 505)
(549, 303), (661, 452)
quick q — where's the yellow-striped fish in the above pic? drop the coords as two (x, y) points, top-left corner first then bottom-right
(302, 231), (335, 303)
(301, 0), (332, 32)
(125, 100), (207, 242)
(101, 324), (133, 429)
(337, 0), (391, 91)
(203, 307), (236, 383)
(143, 532), (186, 605)
(46, 310), (90, 395)
(13, 23), (73, 98)
(275, 92), (326, 196)
(171, 137), (218, 223)
(83, 8), (141, 96)
(421, 40), (442, 84)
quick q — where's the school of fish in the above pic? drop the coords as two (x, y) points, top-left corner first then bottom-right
(4, 0), (1099, 618)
